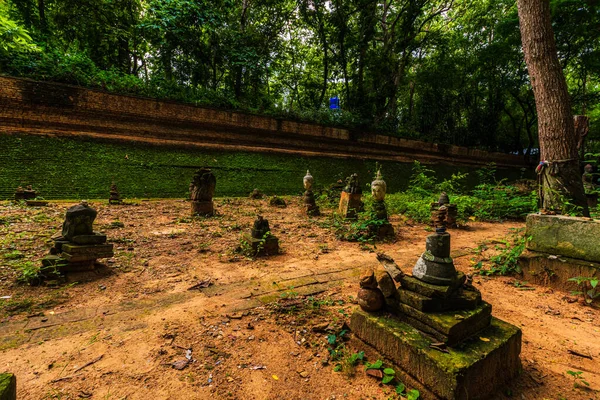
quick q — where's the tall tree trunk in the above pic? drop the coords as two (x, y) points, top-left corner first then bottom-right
(517, 0), (589, 216)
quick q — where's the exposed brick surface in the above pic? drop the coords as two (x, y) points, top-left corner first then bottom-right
(0, 76), (529, 168)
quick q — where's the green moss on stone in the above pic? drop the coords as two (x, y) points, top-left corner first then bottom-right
(0, 373), (16, 400)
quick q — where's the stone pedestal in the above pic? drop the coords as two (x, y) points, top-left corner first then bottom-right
(42, 202), (114, 273)
(191, 200), (214, 216)
(369, 200), (394, 238)
(351, 234), (521, 399)
(242, 233), (279, 256)
(431, 202), (458, 228)
(350, 311), (521, 400)
(303, 190), (320, 216)
(338, 192), (363, 219)
(0, 373), (16, 400)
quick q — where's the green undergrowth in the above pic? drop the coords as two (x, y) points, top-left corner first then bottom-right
(385, 162), (536, 224)
(0, 134), (524, 200)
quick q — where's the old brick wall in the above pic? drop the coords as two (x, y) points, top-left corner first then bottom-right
(0, 76), (529, 168)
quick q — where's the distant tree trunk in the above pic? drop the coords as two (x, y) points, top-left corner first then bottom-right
(37, 0), (47, 33)
(517, 0), (589, 216)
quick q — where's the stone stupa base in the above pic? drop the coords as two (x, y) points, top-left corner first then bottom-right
(191, 200), (214, 216)
(242, 233), (279, 256)
(350, 310), (522, 400)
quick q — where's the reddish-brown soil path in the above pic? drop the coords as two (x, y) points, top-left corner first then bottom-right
(0, 199), (598, 399)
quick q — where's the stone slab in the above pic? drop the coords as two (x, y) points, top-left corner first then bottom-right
(397, 288), (480, 312)
(375, 270), (398, 298)
(338, 191), (363, 219)
(0, 373), (16, 400)
(61, 243), (114, 254)
(526, 213), (600, 263)
(518, 249), (600, 293)
(399, 273), (465, 299)
(72, 234), (107, 245)
(350, 310), (521, 400)
(62, 251), (113, 262)
(397, 301), (492, 345)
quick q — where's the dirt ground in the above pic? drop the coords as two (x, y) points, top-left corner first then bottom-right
(0, 198), (599, 400)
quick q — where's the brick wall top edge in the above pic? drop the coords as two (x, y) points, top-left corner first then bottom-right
(0, 75), (531, 166)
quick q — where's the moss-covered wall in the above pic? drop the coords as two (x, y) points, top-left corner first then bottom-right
(0, 134), (525, 200)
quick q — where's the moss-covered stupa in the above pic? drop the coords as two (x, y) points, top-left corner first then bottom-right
(350, 222), (522, 399)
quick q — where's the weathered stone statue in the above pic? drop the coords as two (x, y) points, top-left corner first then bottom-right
(43, 201), (114, 272)
(430, 192), (457, 228)
(189, 168), (216, 216)
(582, 164), (598, 208)
(368, 168), (394, 238)
(338, 173), (364, 219)
(303, 170), (320, 216)
(349, 229), (522, 399)
(243, 215), (279, 256)
(109, 182), (122, 205)
(251, 215), (271, 239)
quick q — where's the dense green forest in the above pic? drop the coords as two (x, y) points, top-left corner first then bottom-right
(1, 0), (598, 153)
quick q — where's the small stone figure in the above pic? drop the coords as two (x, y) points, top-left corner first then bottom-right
(344, 173), (362, 194)
(109, 182), (122, 205)
(189, 168), (216, 216)
(338, 173), (364, 219)
(14, 185), (37, 201)
(357, 269), (384, 312)
(251, 215), (271, 239)
(43, 201), (114, 272)
(303, 170), (320, 216)
(269, 196), (287, 208)
(369, 167), (394, 238)
(249, 188), (264, 199)
(582, 164), (598, 208)
(243, 215), (279, 256)
(430, 192), (457, 228)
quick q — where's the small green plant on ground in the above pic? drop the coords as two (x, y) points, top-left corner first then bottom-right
(385, 162), (536, 224)
(473, 229), (529, 276)
(567, 370), (590, 389)
(568, 276), (599, 305)
(365, 359), (420, 399)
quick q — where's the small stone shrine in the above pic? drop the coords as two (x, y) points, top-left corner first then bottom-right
(249, 188), (264, 199)
(243, 215), (279, 256)
(368, 167), (394, 238)
(42, 201), (114, 272)
(582, 164), (598, 208)
(189, 168), (216, 216)
(302, 170), (320, 216)
(338, 173), (363, 219)
(109, 182), (122, 205)
(14, 185), (37, 201)
(350, 220), (521, 399)
(430, 192), (457, 228)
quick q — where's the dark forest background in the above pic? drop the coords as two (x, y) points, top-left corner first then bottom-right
(1, 0), (599, 154)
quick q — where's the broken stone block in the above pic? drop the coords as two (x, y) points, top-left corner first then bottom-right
(395, 302), (492, 346)
(375, 270), (397, 298)
(61, 201), (97, 241)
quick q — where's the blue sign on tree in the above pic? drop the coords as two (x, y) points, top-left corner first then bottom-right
(329, 96), (340, 110)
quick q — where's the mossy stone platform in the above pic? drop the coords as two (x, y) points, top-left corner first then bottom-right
(350, 310), (521, 400)
(0, 374), (16, 400)
(527, 213), (600, 263)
